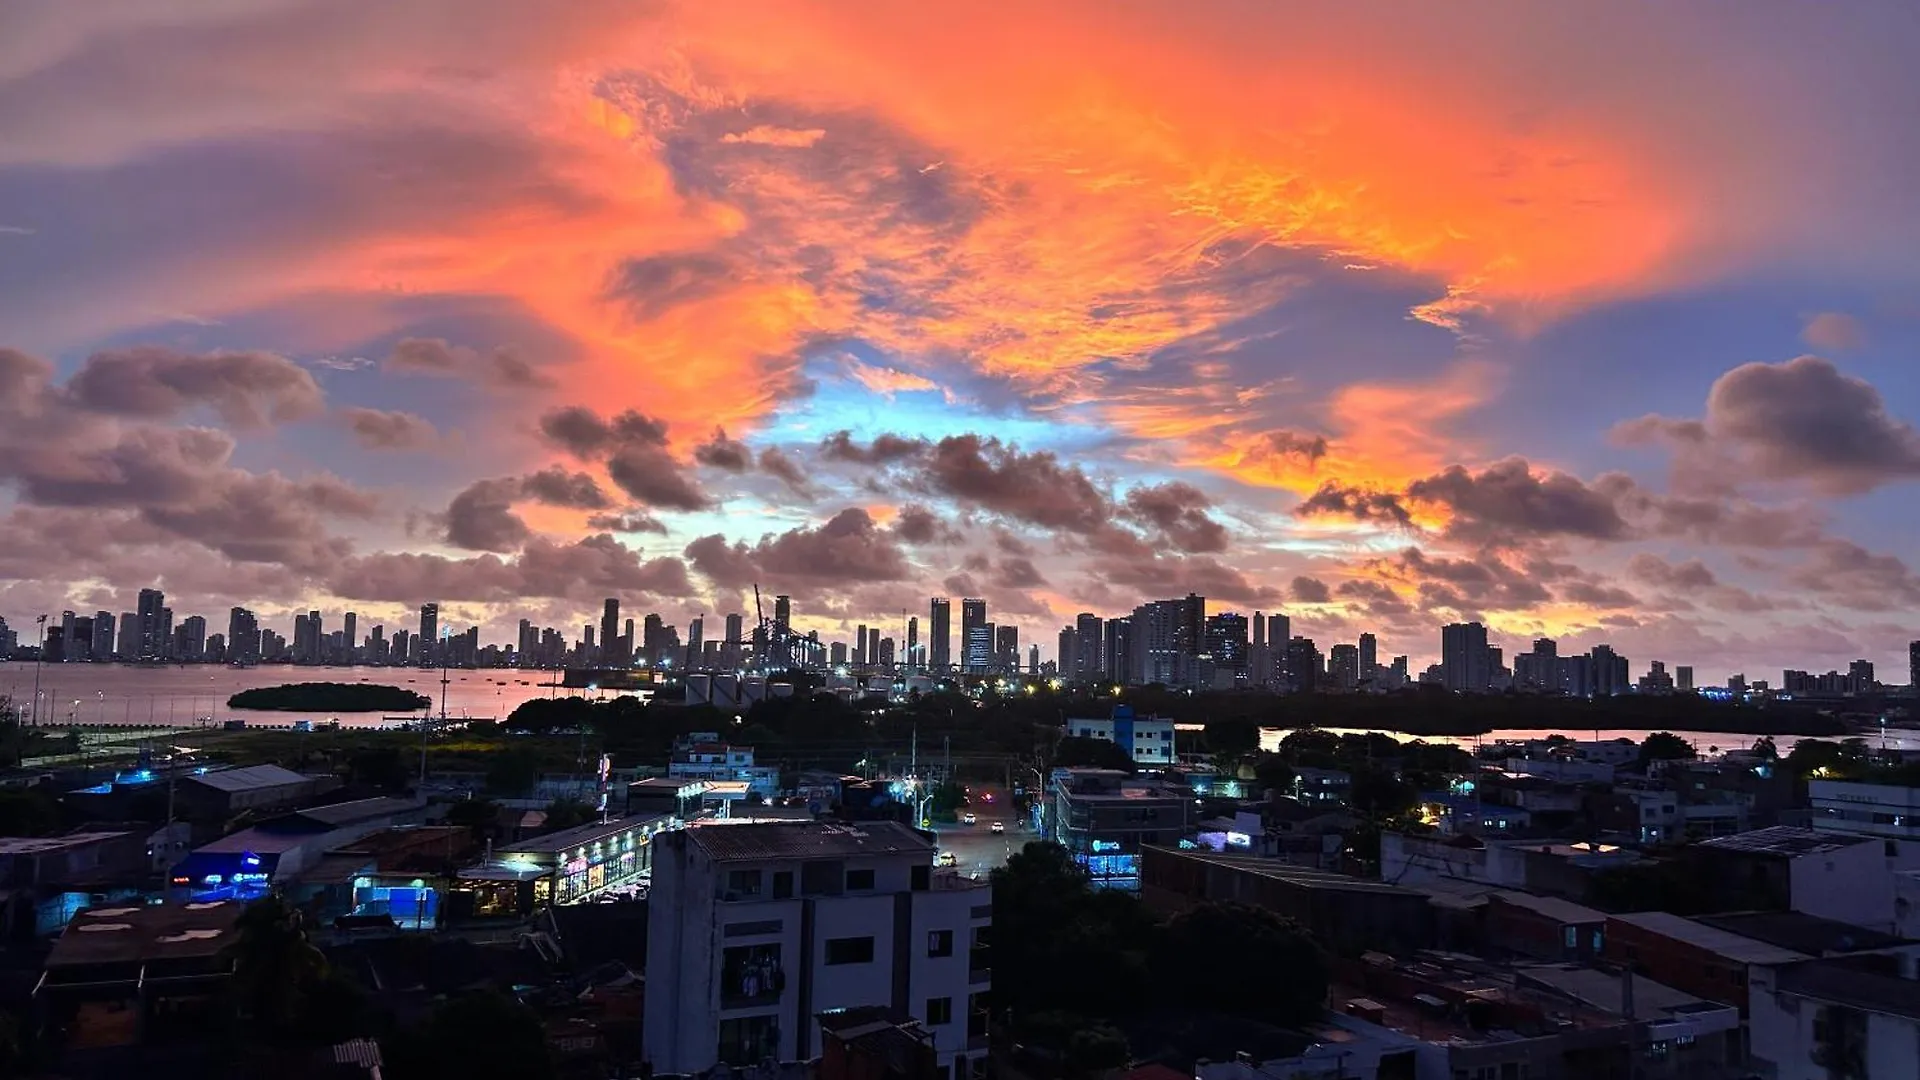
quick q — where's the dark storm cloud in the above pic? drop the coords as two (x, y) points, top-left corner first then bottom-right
(1122, 481), (1229, 553)
(1374, 547), (1554, 611)
(1290, 576), (1332, 603)
(891, 505), (958, 545)
(995, 556), (1049, 589)
(920, 434), (1110, 533)
(757, 447), (813, 497)
(693, 427), (753, 472)
(1292, 482), (1416, 528)
(519, 466), (610, 510)
(684, 508), (914, 587)
(443, 469), (612, 551)
(385, 336), (556, 390)
(64, 346), (325, 429)
(1615, 357), (1920, 495)
(533, 404), (710, 511)
(819, 430), (930, 465)
(1407, 458), (1629, 540)
(607, 252), (739, 321)
(341, 407), (438, 450)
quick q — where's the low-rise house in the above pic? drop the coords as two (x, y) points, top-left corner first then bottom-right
(667, 731), (781, 798)
(1693, 826), (1897, 931)
(0, 831), (151, 939)
(168, 795), (428, 902)
(1048, 768), (1192, 890)
(1748, 953), (1920, 1079)
(1141, 845), (1434, 955)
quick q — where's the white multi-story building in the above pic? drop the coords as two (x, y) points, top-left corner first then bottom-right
(1810, 780), (1920, 860)
(667, 731), (781, 798)
(1063, 707), (1175, 766)
(645, 821), (991, 1077)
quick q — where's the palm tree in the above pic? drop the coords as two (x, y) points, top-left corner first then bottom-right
(222, 893), (329, 1039)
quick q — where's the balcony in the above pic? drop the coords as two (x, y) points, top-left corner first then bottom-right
(721, 971), (783, 1011)
(969, 946), (991, 986)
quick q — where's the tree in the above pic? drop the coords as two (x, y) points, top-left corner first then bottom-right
(1204, 717), (1261, 757)
(445, 797), (500, 840)
(485, 750), (540, 797)
(385, 990), (554, 1080)
(541, 798), (594, 832)
(223, 894), (330, 1040)
(991, 843), (1155, 1028)
(346, 745), (411, 790)
(1349, 765), (1417, 820)
(0, 790), (61, 837)
(1638, 731), (1696, 767)
(1751, 736), (1779, 760)
(929, 782), (966, 822)
(1152, 902), (1329, 1025)
(1053, 735), (1136, 772)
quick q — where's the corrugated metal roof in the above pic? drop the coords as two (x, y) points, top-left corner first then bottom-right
(183, 764), (314, 793)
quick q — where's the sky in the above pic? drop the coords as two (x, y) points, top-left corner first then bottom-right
(4, 1), (1920, 682)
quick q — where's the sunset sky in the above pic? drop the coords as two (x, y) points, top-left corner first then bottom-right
(5, 1), (1920, 680)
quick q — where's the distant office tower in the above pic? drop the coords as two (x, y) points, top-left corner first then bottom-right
(1128, 595), (1204, 686)
(877, 637), (895, 668)
(1105, 617), (1133, 686)
(1285, 637), (1322, 693)
(136, 588), (165, 659)
(687, 616), (704, 663)
(118, 611), (138, 658)
(1514, 637), (1559, 691)
(1028, 643), (1039, 675)
(342, 612), (357, 663)
(1251, 612), (1271, 687)
(1677, 665), (1694, 692)
(1267, 613), (1290, 671)
(68, 615), (93, 662)
(1358, 633), (1377, 682)
(178, 616), (207, 661)
(929, 598), (952, 671)
(418, 604), (439, 664)
(1075, 613), (1103, 681)
(1440, 622), (1491, 692)
(854, 624), (868, 666)
(961, 599), (988, 673)
(1328, 644), (1360, 690)
(1911, 641), (1920, 695)
(906, 616), (918, 670)
(830, 641), (847, 667)
(995, 624), (1018, 673)
(725, 612), (744, 652)
(773, 595), (792, 631)
(1058, 626), (1076, 677)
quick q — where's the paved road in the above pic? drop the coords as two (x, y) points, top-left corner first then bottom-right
(931, 783), (1028, 876)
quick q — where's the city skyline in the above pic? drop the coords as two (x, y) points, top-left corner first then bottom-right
(6, 6), (1920, 684)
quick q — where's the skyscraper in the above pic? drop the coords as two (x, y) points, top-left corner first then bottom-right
(929, 598), (952, 671)
(994, 624), (1018, 674)
(178, 615), (207, 661)
(687, 616), (704, 664)
(1105, 617), (1133, 686)
(1075, 613), (1103, 682)
(906, 616), (918, 670)
(854, 624), (869, 666)
(1440, 622), (1491, 692)
(1058, 625), (1076, 677)
(136, 588), (165, 660)
(774, 595), (792, 630)
(1251, 612), (1271, 687)
(418, 603), (439, 665)
(961, 599), (989, 673)
(1358, 633), (1377, 682)
(1911, 641), (1920, 696)
(600, 598), (621, 665)
(228, 607), (258, 662)
(1285, 637), (1322, 693)
(342, 611), (357, 663)
(91, 612), (115, 662)
(1591, 644), (1629, 696)
(1676, 665), (1695, 693)
(1328, 644), (1360, 690)
(1203, 612), (1248, 681)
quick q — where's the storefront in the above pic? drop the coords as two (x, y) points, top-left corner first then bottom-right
(462, 813), (671, 913)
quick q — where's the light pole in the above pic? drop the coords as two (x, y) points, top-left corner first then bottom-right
(29, 614), (46, 727)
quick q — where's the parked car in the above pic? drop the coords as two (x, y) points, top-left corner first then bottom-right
(962, 812), (978, 825)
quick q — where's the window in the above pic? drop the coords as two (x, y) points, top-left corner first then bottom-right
(825, 936), (874, 965)
(910, 864), (930, 891)
(725, 869), (762, 897)
(846, 868), (875, 891)
(926, 996), (953, 1025)
(1563, 926), (1577, 950)
(928, 929), (954, 957)
(772, 870), (793, 899)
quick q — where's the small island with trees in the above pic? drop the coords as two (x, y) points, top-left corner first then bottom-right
(226, 682), (432, 713)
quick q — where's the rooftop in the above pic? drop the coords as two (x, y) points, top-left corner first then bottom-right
(182, 763), (314, 793)
(1146, 847), (1421, 896)
(0, 830), (132, 856)
(1697, 910), (1910, 956)
(43, 900), (244, 970)
(1513, 963), (1730, 1021)
(499, 813), (669, 856)
(1609, 911), (1810, 966)
(1775, 957), (1920, 1022)
(1697, 825), (1872, 858)
(688, 820), (933, 862)
(1486, 889), (1609, 925)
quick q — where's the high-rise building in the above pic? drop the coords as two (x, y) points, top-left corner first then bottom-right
(1075, 613), (1103, 682)
(1058, 626), (1076, 677)
(1203, 613), (1248, 681)
(1104, 617), (1133, 686)
(599, 598), (621, 666)
(687, 617), (704, 665)
(1028, 643), (1039, 675)
(1250, 612), (1273, 687)
(177, 615), (207, 661)
(1677, 665), (1695, 693)
(1514, 638), (1559, 692)
(994, 625), (1019, 674)
(1440, 622), (1492, 693)
(87, 612), (114, 662)
(1285, 637), (1322, 693)
(854, 624), (869, 666)
(227, 607), (258, 662)
(1328, 644), (1360, 691)
(1910, 641), (1920, 696)
(418, 603), (439, 665)
(929, 598), (952, 672)
(1591, 644), (1629, 697)
(906, 616), (919, 671)
(68, 614), (94, 662)
(960, 599), (988, 673)
(118, 611), (138, 658)
(342, 612), (357, 663)
(774, 595), (792, 632)
(136, 588), (165, 660)
(1358, 633), (1377, 683)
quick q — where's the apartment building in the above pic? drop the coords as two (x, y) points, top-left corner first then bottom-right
(645, 821), (990, 1078)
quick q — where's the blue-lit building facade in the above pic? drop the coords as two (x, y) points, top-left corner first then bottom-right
(1047, 768), (1193, 891)
(1062, 705), (1177, 766)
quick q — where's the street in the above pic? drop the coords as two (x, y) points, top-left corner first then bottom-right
(930, 783), (1028, 876)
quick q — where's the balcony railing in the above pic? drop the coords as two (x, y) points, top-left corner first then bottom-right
(721, 987), (781, 1010)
